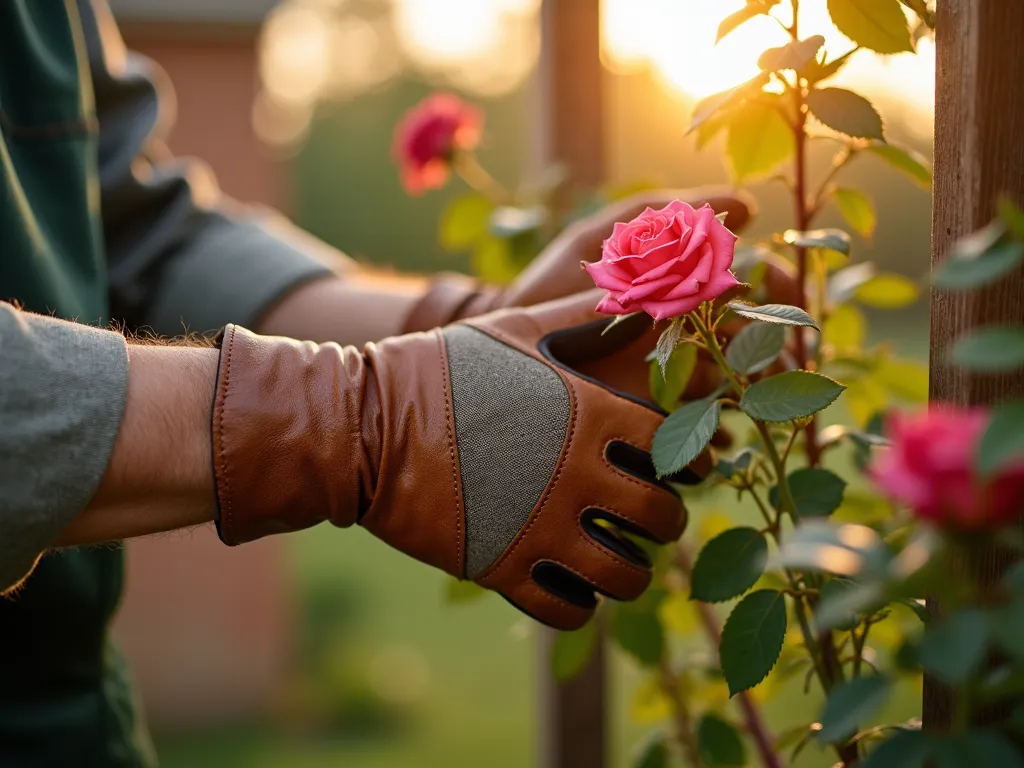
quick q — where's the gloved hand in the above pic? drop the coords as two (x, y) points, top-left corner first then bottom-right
(211, 292), (686, 629)
(402, 188), (755, 332)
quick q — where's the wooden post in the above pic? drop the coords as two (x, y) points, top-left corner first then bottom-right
(531, 2), (608, 767)
(926, 0), (1024, 729)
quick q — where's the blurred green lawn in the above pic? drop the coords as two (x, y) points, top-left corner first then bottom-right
(156, 313), (928, 768)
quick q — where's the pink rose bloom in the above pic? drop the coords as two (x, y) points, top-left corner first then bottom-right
(393, 92), (482, 195)
(870, 408), (1024, 530)
(585, 200), (739, 320)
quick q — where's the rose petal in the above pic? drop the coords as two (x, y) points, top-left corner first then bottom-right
(619, 273), (685, 303)
(595, 294), (631, 315)
(639, 293), (706, 321)
(708, 214), (739, 273)
(660, 276), (702, 300)
(584, 260), (633, 292)
(693, 269), (741, 304)
(689, 243), (715, 284)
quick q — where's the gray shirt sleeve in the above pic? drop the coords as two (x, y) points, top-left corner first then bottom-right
(81, 0), (354, 337)
(0, 304), (129, 592)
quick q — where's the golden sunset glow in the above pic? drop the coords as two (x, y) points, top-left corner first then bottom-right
(601, 0), (934, 117)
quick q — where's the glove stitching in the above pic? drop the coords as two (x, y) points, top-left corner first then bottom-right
(214, 327), (237, 542)
(436, 331), (464, 577)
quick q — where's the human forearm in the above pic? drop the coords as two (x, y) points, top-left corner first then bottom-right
(58, 344), (219, 547)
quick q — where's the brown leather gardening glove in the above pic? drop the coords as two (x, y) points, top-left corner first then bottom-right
(211, 291), (686, 630)
(402, 188), (755, 332)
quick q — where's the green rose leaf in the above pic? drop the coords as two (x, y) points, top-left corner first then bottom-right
(807, 87), (886, 140)
(817, 577), (861, 630)
(690, 527), (768, 603)
(977, 400), (1024, 476)
(634, 731), (670, 768)
(771, 467), (848, 518)
(602, 311), (642, 336)
(992, 598), (1024, 661)
(440, 193), (495, 251)
(649, 343), (698, 412)
(854, 273), (920, 308)
(829, 262), (877, 304)
(868, 144), (932, 189)
(804, 48), (858, 85)
(918, 608), (989, 685)
(951, 327), (1024, 372)
(827, 0), (914, 54)
(834, 187), (878, 238)
(741, 371), (846, 422)
(1000, 195), (1024, 239)
(726, 321), (786, 375)
(720, 589), (787, 696)
(551, 621), (597, 681)
(860, 728), (932, 768)
(652, 398), (720, 477)
(783, 227), (852, 254)
(824, 303), (867, 352)
(612, 588), (666, 667)
(444, 578), (487, 604)
(697, 714), (747, 767)
(688, 72), (771, 134)
(935, 241), (1024, 290)
(727, 302), (819, 328)
(726, 99), (794, 182)
(758, 35), (826, 72)
(817, 675), (893, 744)
(938, 730), (1024, 768)
(489, 205), (546, 238)
(717, 0), (779, 42)
(654, 318), (685, 377)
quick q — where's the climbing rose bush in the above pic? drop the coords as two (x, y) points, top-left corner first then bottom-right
(393, 92), (482, 195)
(585, 200), (740, 320)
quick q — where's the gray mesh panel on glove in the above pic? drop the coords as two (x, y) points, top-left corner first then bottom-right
(442, 325), (571, 578)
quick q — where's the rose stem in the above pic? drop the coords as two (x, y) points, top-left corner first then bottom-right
(674, 545), (784, 768)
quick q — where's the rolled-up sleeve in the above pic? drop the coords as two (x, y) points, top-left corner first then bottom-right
(0, 303), (129, 592)
(82, 0), (352, 337)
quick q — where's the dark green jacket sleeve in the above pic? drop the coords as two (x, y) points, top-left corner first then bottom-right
(82, 0), (353, 337)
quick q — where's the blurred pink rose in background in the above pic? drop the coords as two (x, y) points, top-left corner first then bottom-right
(393, 92), (482, 195)
(585, 200), (739, 320)
(870, 407), (1024, 530)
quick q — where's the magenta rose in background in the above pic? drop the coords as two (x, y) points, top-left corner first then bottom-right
(393, 92), (482, 195)
(870, 408), (1024, 530)
(585, 200), (739, 320)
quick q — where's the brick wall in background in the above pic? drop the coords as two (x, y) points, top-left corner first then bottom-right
(113, 22), (293, 731)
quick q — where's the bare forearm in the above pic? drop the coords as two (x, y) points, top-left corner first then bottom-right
(58, 345), (220, 546)
(257, 272), (429, 345)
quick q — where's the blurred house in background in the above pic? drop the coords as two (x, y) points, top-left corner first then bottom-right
(109, 0), (292, 730)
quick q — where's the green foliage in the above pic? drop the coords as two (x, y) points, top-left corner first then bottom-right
(806, 87), (886, 140)
(697, 714), (747, 766)
(740, 371), (846, 422)
(690, 527), (768, 603)
(444, 578), (487, 604)
(727, 302), (818, 328)
(783, 227), (852, 254)
(612, 589), (667, 667)
(717, 0), (780, 42)
(951, 327), (1024, 372)
(854, 273), (920, 308)
(726, 99), (794, 182)
(655, 319), (686, 377)
(860, 728), (931, 768)
(725, 321), (786, 375)
(826, 0), (914, 54)
(758, 35), (825, 72)
(650, 343), (697, 412)
(550, 622), (596, 681)
(651, 399), (720, 477)
(720, 589), (787, 695)
(977, 401), (1024, 476)
(817, 675), (892, 744)
(834, 188), (877, 238)
(918, 609), (989, 686)
(772, 467), (848, 518)
(867, 144), (932, 188)
(439, 194), (494, 250)
(633, 733), (670, 768)
(935, 240), (1024, 290)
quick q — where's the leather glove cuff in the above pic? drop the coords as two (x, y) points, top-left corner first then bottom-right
(210, 324), (382, 546)
(401, 273), (502, 333)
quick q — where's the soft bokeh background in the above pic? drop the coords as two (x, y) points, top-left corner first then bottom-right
(106, 0), (933, 765)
